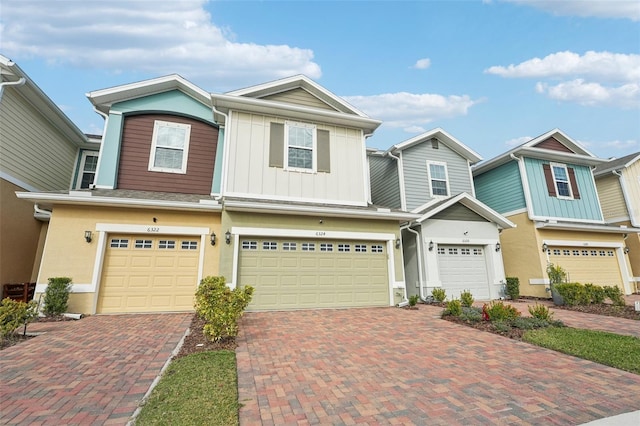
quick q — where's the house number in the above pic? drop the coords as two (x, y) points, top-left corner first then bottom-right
(462, 239), (469, 243)
(147, 227), (160, 233)
(316, 231), (326, 236)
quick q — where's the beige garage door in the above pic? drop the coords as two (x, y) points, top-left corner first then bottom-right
(438, 245), (490, 300)
(97, 235), (200, 314)
(548, 246), (623, 287)
(238, 238), (389, 310)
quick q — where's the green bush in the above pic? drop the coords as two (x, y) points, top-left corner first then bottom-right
(194, 276), (254, 342)
(43, 277), (72, 316)
(1, 298), (38, 340)
(505, 277), (520, 301)
(482, 301), (521, 322)
(603, 286), (625, 307)
(443, 299), (462, 316)
(431, 288), (446, 302)
(584, 283), (605, 304)
(459, 306), (482, 323)
(510, 317), (551, 330)
(553, 282), (586, 307)
(527, 303), (554, 321)
(408, 294), (419, 307)
(546, 263), (567, 284)
(460, 290), (474, 308)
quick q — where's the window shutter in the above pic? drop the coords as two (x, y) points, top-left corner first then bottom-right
(269, 122), (284, 168)
(317, 129), (331, 173)
(567, 167), (580, 199)
(542, 164), (557, 197)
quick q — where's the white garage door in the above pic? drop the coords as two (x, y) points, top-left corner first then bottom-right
(548, 246), (623, 288)
(238, 238), (389, 310)
(437, 245), (490, 300)
(97, 235), (200, 313)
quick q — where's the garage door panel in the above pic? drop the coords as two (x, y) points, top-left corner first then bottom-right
(438, 245), (490, 300)
(549, 247), (622, 286)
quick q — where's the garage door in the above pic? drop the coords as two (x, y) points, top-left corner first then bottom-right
(238, 238), (389, 310)
(548, 246), (622, 287)
(437, 245), (490, 300)
(97, 235), (200, 313)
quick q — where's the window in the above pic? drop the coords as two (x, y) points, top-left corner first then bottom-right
(286, 122), (316, 171)
(607, 250), (614, 256)
(110, 238), (128, 248)
(563, 249), (571, 256)
(263, 241), (278, 251)
(427, 162), (449, 197)
(473, 248), (483, 255)
(338, 244), (350, 252)
(371, 245), (383, 253)
(582, 250), (589, 256)
(552, 164), (572, 198)
(75, 151), (98, 189)
(181, 241), (198, 250)
(242, 241), (257, 250)
(301, 243), (315, 252)
(320, 243), (333, 252)
(355, 244), (367, 253)
(448, 248), (458, 255)
(148, 120), (191, 174)
(572, 250), (580, 256)
(461, 248), (470, 255)
(437, 247), (446, 255)
(283, 242), (297, 251)
(543, 163), (580, 199)
(553, 249), (561, 255)
(158, 240), (176, 249)
(269, 122), (330, 172)
(135, 239), (152, 249)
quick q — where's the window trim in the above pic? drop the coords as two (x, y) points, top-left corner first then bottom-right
(426, 161), (450, 198)
(550, 162), (574, 200)
(75, 151), (99, 189)
(284, 121), (317, 173)
(148, 120), (191, 174)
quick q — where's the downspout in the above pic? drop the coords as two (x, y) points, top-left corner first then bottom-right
(34, 204), (51, 222)
(613, 170), (639, 227)
(211, 104), (229, 201)
(0, 77), (26, 102)
(402, 223), (427, 302)
(386, 151), (406, 211)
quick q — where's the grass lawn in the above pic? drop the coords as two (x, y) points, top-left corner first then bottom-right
(135, 350), (239, 426)
(523, 327), (640, 375)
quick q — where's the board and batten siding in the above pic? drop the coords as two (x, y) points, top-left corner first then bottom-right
(596, 174), (627, 222)
(524, 157), (602, 221)
(117, 114), (218, 194)
(474, 160), (526, 215)
(225, 112), (367, 204)
(0, 88), (78, 190)
(623, 160), (640, 224)
(262, 88), (336, 111)
(369, 155), (401, 209)
(402, 141), (474, 211)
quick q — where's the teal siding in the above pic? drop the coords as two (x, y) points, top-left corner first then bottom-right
(112, 90), (214, 123)
(524, 157), (602, 220)
(94, 113), (124, 188)
(474, 160), (525, 214)
(369, 155), (401, 208)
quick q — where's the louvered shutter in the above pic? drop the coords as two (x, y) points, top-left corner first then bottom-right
(542, 164), (557, 197)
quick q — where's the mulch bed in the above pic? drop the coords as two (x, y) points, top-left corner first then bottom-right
(175, 315), (237, 359)
(443, 315), (527, 340)
(551, 303), (639, 320)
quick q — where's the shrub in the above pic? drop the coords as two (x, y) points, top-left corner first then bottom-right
(431, 288), (446, 303)
(459, 306), (482, 323)
(460, 290), (474, 308)
(443, 299), (462, 316)
(528, 303), (554, 321)
(408, 294), (419, 307)
(510, 317), (550, 330)
(584, 283), (605, 304)
(482, 301), (521, 322)
(43, 277), (72, 316)
(194, 276), (254, 342)
(603, 286), (625, 307)
(1, 298), (38, 340)
(553, 283), (586, 307)
(505, 277), (520, 301)
(546, 263), (567, 284)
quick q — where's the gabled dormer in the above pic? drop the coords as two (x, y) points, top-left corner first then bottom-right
(212, 75), (381, 207)
(369, 128), (482, 211)
(87, 75), (221, 195)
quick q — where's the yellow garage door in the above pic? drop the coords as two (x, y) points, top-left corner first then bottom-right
(548, 246), (623, 287)
(238, 238), (389, 310)
(97, 235), (200, 314)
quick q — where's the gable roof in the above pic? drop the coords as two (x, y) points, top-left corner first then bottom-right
(87, 74), (212, 115)
(412, 192), (516, 229)
(473, 128), (606, 175)
(593, 151), (640, 177)
(388, 128), (483, 164)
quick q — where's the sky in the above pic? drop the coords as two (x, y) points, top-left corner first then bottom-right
(1, 0), (639, 162)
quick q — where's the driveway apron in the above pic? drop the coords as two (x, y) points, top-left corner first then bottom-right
(0, 313), (191, 425)
(236, 307), (640, 426)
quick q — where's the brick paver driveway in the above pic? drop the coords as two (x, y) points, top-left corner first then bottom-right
(0, 313), (191, 425)
(237, 306), (640, 425)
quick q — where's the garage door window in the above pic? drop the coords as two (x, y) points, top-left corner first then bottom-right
(371, 245), (383, 253)
(110, 238), (129, 248)
(283, 242), (297, 251)
(338, 244), (350, 252)
(320, 243), (333, 252)
(302, 243), (315, 251)
(473, 248), (483, 255)
(181, 241), (198, 250)
(159, 240), (176, 249)
(242, 241), (257, 250)
(135, 239), (153, 249)
(263, 241), (277, 250)
(355, 244), (367, 253)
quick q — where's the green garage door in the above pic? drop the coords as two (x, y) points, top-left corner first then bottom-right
(238, 238), (389, 310)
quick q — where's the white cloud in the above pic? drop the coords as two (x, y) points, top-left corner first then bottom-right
(503, 0), (640, 21)
(0, 0), (321, 89)
(505, 136), (532, 147)
(603, 139), (639, 150)
(344, 92), (481, 130)
(536, 79), (640, 108)
(412, 58), (431, 70)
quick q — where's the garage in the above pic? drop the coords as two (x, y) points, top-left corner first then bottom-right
(437, 245), (490, 300)
(237, 237), (389, 310)
(548, 246), (623, 287)
(97, 234), (201, 313)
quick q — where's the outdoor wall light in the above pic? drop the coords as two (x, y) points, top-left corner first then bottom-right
(210, 232), (216, 246)
(84, 230), (92, 243)
(495, 242), (501, 252)
(624, 246), (630, 254)
(428, 240), (434, 251)
(225, 230), (232, 245)
(542, 243), (548, 253)
(395, 238), (401, 249)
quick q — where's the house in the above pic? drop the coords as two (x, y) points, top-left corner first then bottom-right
(473, 129), (638, 297)
(18, 74), (416, 314)
(593, 152), (640, 288)
(369, 128), (515, 301)
(0, 55), (98, 299)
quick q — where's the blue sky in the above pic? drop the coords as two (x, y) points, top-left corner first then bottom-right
(1, 0), (639, 161)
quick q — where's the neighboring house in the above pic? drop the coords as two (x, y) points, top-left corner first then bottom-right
(18, 74), (416, 314)
(593, 152), (640, 288)
(473, 129), (638, 297)
(369, 128), (515, 301)
(0, 55), (98, 298)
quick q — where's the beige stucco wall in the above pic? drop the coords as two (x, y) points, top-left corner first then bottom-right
(36, 204), (222, 314)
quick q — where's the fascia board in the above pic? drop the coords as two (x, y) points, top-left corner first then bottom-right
(593, 153), (640, 176)
(416, 193), (516, 229)
(534, 221), (640, 234)
(525, 128), (595, 157)
(390, 128), (483, 163)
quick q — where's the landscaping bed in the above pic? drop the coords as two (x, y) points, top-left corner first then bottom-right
(551, 303), (639, 320)
(176, 314), (236, 358)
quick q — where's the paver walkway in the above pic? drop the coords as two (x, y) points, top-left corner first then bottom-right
(0, 313), (191, 425)
(236, 306), (640, 426)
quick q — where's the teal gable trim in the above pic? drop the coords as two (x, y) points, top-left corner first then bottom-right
(94, 113), (124, 188)
(474, 160), (525, 214)
(524, 157), (602, 221)
(211, 127), (225, 195)
(113, 90), (214, 124)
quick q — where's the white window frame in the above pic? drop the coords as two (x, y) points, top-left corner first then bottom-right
(284, 121), (317, 173)
(426, 161), (450, 198)
(550, 162), (573, 199)
(148, 120), (191, 174)
(75, 151), (99, 189)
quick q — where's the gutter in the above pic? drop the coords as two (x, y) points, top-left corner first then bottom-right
(33, 204), (51, 222)
(0, 76), (26, 102)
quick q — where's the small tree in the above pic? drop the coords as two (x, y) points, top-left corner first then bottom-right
(43, 277), (72, 316)
(1, 298), (38, 340)
(505, 277), (520, 301)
